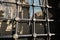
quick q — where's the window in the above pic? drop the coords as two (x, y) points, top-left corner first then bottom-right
(0, 0), (55, 40)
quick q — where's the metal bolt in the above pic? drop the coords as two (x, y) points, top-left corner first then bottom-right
(33, 3), (35, 6)
(33, 18), (36, 21)
(15, 17), (20, 21)
(13, 34), (18, 39)
(46, 5), (52, 8)
(33, 33), (37, 38)
(48, 19), (54, 21)
(17, 1), (20, 4)
(49, 33), (55, 37)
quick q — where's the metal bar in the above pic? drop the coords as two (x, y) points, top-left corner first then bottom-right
(15, 22), (18, 34)
(21, 10), (24, 19)
(32, 0), (36, 40)
(0, 0), (55, 40)
(46, 0), (50, 34)
(14, 0), (19, 40)
(18, 34), (32, 37)
(0, 33), (55, 38)
(0, 18), (54, 22)
(15, 0), (18, 34)
(37, 34), (48, 36)
(33, 0), (35, 34)
(0, 35), (12, 38)
(0, 1), (52, 8)
(45, 0), (52, 40)
(0, 1), (16, 4)
(15, 38), (18, 40)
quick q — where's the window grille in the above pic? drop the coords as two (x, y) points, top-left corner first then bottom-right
(0, 0), (55, 40)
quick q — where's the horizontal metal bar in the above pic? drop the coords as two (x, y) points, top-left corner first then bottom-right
(0, 1), (52, 8)
(0, 35), (12, 38)
(18, 33), (55, 37)
(0, 18), (14, 22)
(33, 19), (46, 21)
(48, 33), (55, 36)
(0, 1), (16, 4)
(47, 19), (54, 22)
(37, 34), (48, 36)
(18, 34), (32, 37)
(20, 19), (32, 21)
(15, 18), (47, 22)
(36, 19), (54, 22)
(37, 33), (55, 37)
(0, 18), (54, 22)
(0, 18), (14, 20)
(18, 34), (49, 38)
(0, 33), (55, 38)
(17, 2), (52, 8)
(17, 2), (45, 7)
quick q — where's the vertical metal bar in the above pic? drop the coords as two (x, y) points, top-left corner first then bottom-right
(32, 0), (36, 40)
(16, 6), (19, 17)
(45, 0), (51, 40)
(15, 0), (19, 40)
(16, 22), (18, 34)
(18, 6), (20, 17)
(15, 0), (20, 34)
(39, 0), (48, 40)
(15, 38), (18, 40)
(33, 0), (35, 34)
(19, 0), (23, 19)
(18, 0), (23, 19)
(21, 10), (23, 19)
(46, 0), (50, 34)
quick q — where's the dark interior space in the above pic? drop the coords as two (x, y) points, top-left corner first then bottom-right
(48, 0), (60, 40)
